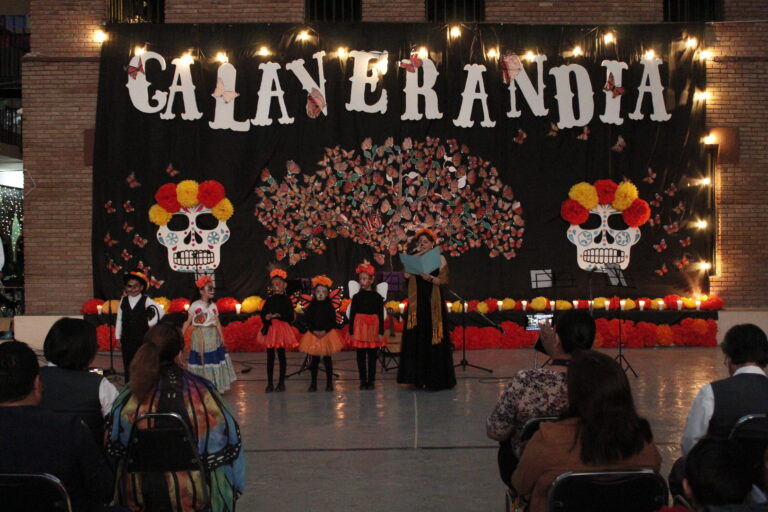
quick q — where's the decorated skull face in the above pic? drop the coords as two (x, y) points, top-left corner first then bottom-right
(157, 204), (230, 272)
(567, 204), (641, 272)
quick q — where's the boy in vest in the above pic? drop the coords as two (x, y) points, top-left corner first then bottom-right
(115, 271), (164, 381)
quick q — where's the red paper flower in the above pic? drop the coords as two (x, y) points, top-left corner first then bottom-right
(594, 179), (618, 205)
(622, 199), (651, 227)
(560, 199), (590, 225)
(155, 183), (181, 212)
(216, 297), (238, 314)
(96, 325), (118, 351)
(198, 180), (226, 208)
(484, 298), (499, 313)
(664, 294), (682, 310)
(168, 298), (191, 313)
(81, 298), (105, 315)
(701, 296), (724, 310)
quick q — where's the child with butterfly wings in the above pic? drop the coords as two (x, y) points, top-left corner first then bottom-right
(181, 275), (237, 393)
(346, 261), (388, 390)
(298, 275), (345, 392)
(257, 267), (299, 393)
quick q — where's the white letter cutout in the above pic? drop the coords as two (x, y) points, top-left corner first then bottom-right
(549, 64), (594, 129)
(629, 58), (672, 121)
(401, 58), (443, 121)
(453, 64), (495, 128)
(160, 57), (203, 121)
(209, 63), (249, 131)
(126, 52), (168, 114)
(252, 62), (295, 126)
(507, 55), (548, 118)
(345, 50), (388, 114)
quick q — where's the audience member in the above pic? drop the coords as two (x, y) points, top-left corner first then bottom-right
(0, 340), (114, 511)
(511, 350), (661, 512)
(40, 317), (119, 442)
(685, 438), (755, 510)
(106, 323), (245, 512)
(486, 310), (595, 486)
(669, 324), (768, 496)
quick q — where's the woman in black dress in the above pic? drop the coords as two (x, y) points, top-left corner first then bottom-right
(397, 229), (456, 391)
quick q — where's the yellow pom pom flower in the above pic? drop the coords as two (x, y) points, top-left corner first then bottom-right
(555, 300), (572, 310)
(212, 198), (234, 221)
(154, 297), (171, 312)
(530, 296), (549, 311)
(149, 204), (172, 226)
(569, 182), (599, 210)
(653, 298), (666, 310)
(682, 297), (697, 309)
(623, 298), (636, 310)
(241, 296), (264, 313)
(176, 180), (200, 208)
(612, 181), (638, 211)
(593, 297), (608, 309)
(451, 301), (464, 313)
(385, 301), (400, 312)
(501, 298), (516, 311)
(477, 302), (489, 314)
(103, 299), (121, 314)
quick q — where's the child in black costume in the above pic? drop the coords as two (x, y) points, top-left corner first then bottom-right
(299, 275), (343, 392)
(257, 268), (298, 393)
(347, 261), (388, 390)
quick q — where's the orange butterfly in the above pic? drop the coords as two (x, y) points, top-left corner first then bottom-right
(107, 259), (122, 274)
(103, 233), (118, 247)
(611, 135), (627, 152)
(675, 257), (690, 270)
(577, 126), (590, 141)
(653, 239), (668, 252)
(603, 73), (625, 98)
(642, 168), (656, 184)
(211, 77), (240, 104)
(120, 249), (132, 261)
(399, 54), (423, 73)
(126, 57), (144, 80)
(663, 222), (680, 234)
(650, 193), (663, 208)
(122, 222), (134, 233)
(546, 123), (559, 137)
(655, 264), (668, 276)
(126, 172), (141, 188)
(514, 129), (527, 144)
(166, 163), (180, 177)
(132, 234), (148, 248)
(679, 236), (692, 247)
(665, 183), (678, 197)
(123, 201), (134, 213)
(673, 201), (685, 214)
(648, 214), (661, 227)
(104, 201), (116, 214)
(149, 276), (165, 288)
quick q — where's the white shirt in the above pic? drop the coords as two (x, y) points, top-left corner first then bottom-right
(46, 362), (119, 417)
(680, 365), (768, 455)
(115, 294), (164, 339)
(189, 300), (218, 327)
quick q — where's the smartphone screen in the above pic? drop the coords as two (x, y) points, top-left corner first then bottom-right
(526, 313), (553, 331)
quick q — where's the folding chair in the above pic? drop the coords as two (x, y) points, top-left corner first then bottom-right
(120, 412), (211, 511)
(515, 416), (559, 458)
(547, 469), (668, 512)
(0, 473), (72, 512)
(502, 416), (559, 511)
(729, 413), (768, 492)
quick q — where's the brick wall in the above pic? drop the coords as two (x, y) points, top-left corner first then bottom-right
(706, 22), (768, 307)
(22, 0), (768, 313)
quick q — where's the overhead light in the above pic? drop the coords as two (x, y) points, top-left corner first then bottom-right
(603, 33), (615, 44)
(694, 91), (710, 101)
(215, 52), (228, 63)
(699, 261), (712, 271)
(258, 46), (271, 57)
(375, 57), (388, 75)
(94, 30), (108, 44)
(450, 26), (461, 38)
(699, 176), (712, 186)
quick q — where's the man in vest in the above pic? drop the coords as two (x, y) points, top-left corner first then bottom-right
(670, 324), (768, 496)
(115, 270), (164, 381)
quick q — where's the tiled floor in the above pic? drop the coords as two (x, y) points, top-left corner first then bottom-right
(99, 346), (725, 511)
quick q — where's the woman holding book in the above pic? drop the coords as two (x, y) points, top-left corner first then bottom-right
(397, 228), (456, 391)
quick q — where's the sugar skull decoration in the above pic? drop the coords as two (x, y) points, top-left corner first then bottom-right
(149, 179), (234, 273)
(561, 179), (651, 272)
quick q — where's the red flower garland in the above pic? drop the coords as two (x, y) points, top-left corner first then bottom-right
(81, 298), (105, 315)
(168, 298), (190, 313)
(215, 297), (239, 314)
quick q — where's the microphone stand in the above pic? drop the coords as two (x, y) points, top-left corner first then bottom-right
(446, 289), (495, 374)
(103, 305), (120, 377)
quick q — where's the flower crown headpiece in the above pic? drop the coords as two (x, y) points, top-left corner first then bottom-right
(414, 228), (438, 242)
(560, 179), (651, 228)
(311, 275), (333, 288)
(149, 179), (234, 226)
(269, 269), (288, 280)
(196, 275), (213, 289)
(356, 260), (375, 276)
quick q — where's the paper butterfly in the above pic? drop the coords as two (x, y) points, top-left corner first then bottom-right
(104, 201), (116, 214)
(399, 54), (423, 73)
(546, 123), (559, 137)
(603, 73), (625, 98)
(514, 129), (527, 144)
(502, 53), (523, 84)
(653, 239), (668, 252)
(665, 183), (678, 197)
(166, 163), (180, 177)
(675, 256), (690, 270)
(136, 260), (151, 273)
(306, 88), (326, 119)
(611, 135), (627, 152)
(132, 234), (148, 248)
(126, 172), (141, 188)
(673, 201), (685, 214)
(103, 233), (118, 247)
(577, 126), (590, 141)
(123, 201), (134, 213)
(648, 214), (661, 226)
(149, 276), (164, 289)
(663, 222), (680, 234)
(679, 236), (692, 247)
(642, 168), (657, 184)
(650, 193), (663, 208)
(655, 264), (668, 276)
(122, 221), (134, 233)
(126, 57), (144, 80)
(211, 77), (240, 104)
(120, 249), (132, 261)
(107, 259), (122, 274)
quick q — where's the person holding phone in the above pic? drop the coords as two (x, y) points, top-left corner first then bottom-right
(486, 310), (596, 488)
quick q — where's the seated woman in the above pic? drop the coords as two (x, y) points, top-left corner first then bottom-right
(107, 323), (245, 512)
(511, 350), (661, 512)
(486, 310), (595, 486)
(40, 317), (119, 443)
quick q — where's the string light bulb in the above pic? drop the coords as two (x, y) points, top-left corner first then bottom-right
(686, 37), (698, 48)
(603, 32), (615, 44)
(524, 51), (537, 63)
(337, 47), (348, 59)
(134, 46), (145, 56)
(700, 50), (713, 60)
(215, 52), (228, 63)
(699, 261), (712, 271)
(179, 52), (194, 65)
(94, 30), (108, 43)
(486, 48), (498, 59)
(417, 47), (429, 59)
(450, 26), (461, 38)
(699, 176), (712, 186)
(298, 30), (310, 42)
(694, 91), (710, 101)
(702, 134), (716, 145)
(572, 46), (583, 56)
(644, 49), (656, 60)
(695, 219), (708, 229)
(258, 46), (271, 57)
(375, 56), (388, 75)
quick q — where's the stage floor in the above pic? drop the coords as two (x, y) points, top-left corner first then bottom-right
(94, 346), (725, 512)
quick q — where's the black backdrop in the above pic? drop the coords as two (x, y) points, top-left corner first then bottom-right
(93, 23), (708, 301)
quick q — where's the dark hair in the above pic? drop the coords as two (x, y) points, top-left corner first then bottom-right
(555, 310), (596, 354)
(43, 318), (98, 370)
(566, 350), (653, 464)
(721, 324), (768, 367)
(129, 324), (184, 402)
(685, 438), (752, 506)
(0, 341), (40, 403)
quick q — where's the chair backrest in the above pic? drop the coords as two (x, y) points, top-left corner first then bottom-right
(0, 473), (72, 512)
(547, 469), (668, 512)
(729, 413), (768, 440)
(519, 416), (559, 445)
(122, 412), (210, 507)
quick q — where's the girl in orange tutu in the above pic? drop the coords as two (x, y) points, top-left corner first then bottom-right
(299, 275), (344, 392)
(258, 267), (298, 393)
(347, 261), (388, 390)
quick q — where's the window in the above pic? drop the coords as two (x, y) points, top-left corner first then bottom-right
(305, 0), (361, 22)
(664, 0), (723, 21)
(108, 0), (165, 24)
(426, 0), (485, 23)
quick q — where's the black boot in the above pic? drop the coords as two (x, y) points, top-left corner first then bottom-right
(309, 356), (319, 391)
(324, 356), (334, 392)
(276, 348), (286, 391)
(356, 349), (367, 389)
(265, 348), (275, 393)
(366, 348), (377, 390)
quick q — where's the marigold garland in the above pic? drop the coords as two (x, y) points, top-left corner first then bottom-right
(568, 182), (599, 210)
(530, 296), (549, 311)
(241, 296), (264, 314)
(154, 296), (170, 312)
(613, 181), (639, 211)
(562, 179), (650, 228)
(149, 179), (234, 226)
(176, 180), (199, 208)
(81, 298), (105, 315)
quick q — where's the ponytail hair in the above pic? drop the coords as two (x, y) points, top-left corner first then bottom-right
(129, 323), (184, 402)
